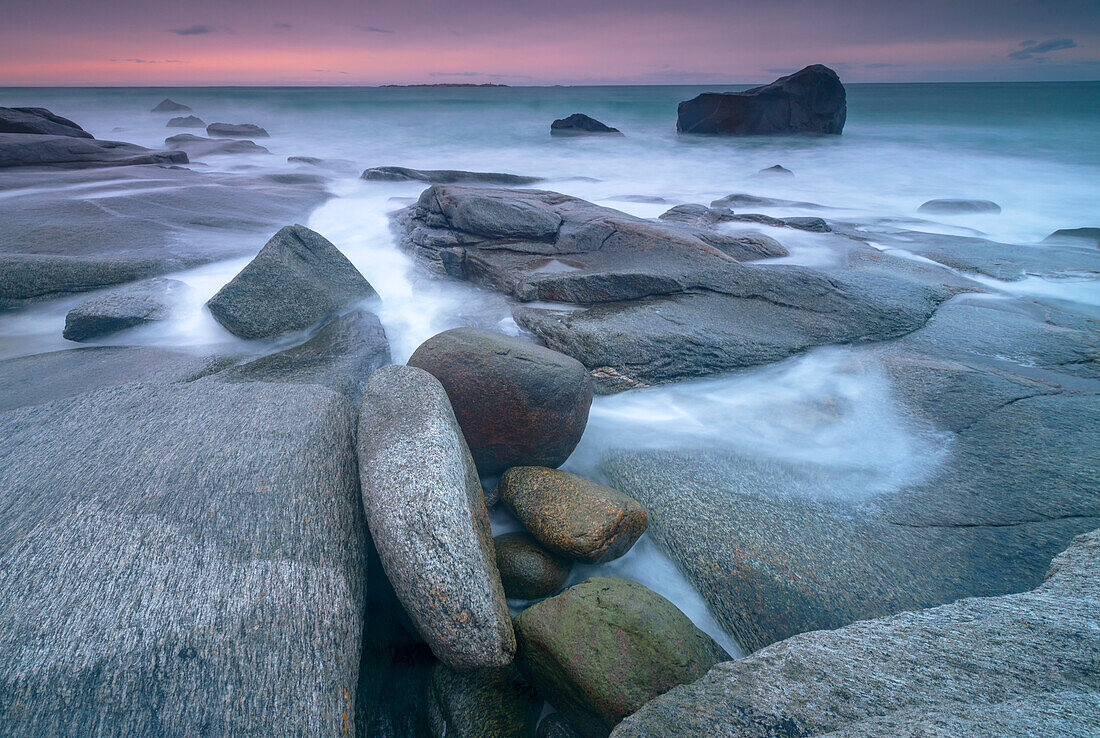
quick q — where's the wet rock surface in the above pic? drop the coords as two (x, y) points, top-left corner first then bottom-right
(551, 113), (622, 136)
(494, 532), (573, 600)
(424, 663), (541, 738)
(612, 529), (1100, 737)
(0, 380), (366, 736)
(164, 133), (270, 157)
(207, 122), (269, 138)
(515, 577), (729, 738)
(0, 133), (187, 169)
(363, 166), (542, 185)
(357, 365), (515, 669)
(677, 65), (846, 135)
(206, 224), (377, 339)
(918, 198), (1001, 214)
(499, 467), (647, 564)
(166, 115), (205, 128)
(62, 277), (192, 341)
(408, 327), (593, 476)
(1045, 226), (1100, 246)
(0, 106), (93, 138)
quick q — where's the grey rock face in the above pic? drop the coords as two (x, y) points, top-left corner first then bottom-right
(918, 198), (1001, 214)
(215, 309), (391, 400)
(677, 65), (846, 135)
(166, 115), (206, 128)
(206, 122), (269, 138)
(62, 277), (193, 341)
(206, 225), (377, 340)
(407, 327), (593, 476)
(151, 98), (191, 112)
(424, 663), (541, 738)
(362, 165), (542, 185)
(0, 166), (330, 308)
(0, 133), (187, 169)
(357, 365), (515, 669)
(658, 204), (830, 233)
(0, 106), (92, 138)
(164, 133), (270, 157)
(1045, 227), (1100, 246)
(612, 528), (1100, 737)
(551, 113), (622, 136)
(0, 381), (367, 736)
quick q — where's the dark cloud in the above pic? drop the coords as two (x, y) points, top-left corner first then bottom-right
(109, 58), (183, 64)
(865, 62), (905, 68)
(273, 23), (292, 30)
(429, 71), (482, 77)
(1009, 38), (1077, 60)
(166, 24), (222, 35)
(358, 25), (395, 33)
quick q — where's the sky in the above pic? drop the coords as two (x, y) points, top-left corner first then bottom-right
(0, 0), (1098, 85)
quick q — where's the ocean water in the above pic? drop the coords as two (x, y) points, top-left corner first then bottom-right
(1, 83), (1098, 655)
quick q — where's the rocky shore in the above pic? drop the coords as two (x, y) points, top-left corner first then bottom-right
(0, 101), (1097, 737)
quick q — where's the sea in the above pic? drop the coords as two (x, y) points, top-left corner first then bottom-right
(1, 82), (1098, 655)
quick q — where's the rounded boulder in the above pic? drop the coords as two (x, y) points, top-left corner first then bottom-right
(407, 328), (593, 476)
(495, 532), (573, 600)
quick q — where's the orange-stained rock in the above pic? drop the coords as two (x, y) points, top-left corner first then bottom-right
(499, 467), (647, 564)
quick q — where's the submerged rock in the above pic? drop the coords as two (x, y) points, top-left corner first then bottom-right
(206, 122), (269, 138)
(164, 133), (270, 157)
(0, 133), (187, 169)
(407, 327), (593, 476)
(0, 380), (366, 735)
(758, 164), (793, 176)
(494, 532), (573, 600)
(166, 115), (205, 128)
(515, 577), (729, 738)
(206, 225), (377, 340)
(362, 166), (542, 185)
(357, 365), (515, 669)
(612, 529), (1100, 737)
(918, 198), (1001, 214)
(0, 106), (92, 138)
(499, 467), (647, 564)
(62, 277), (193, 342)
(677, 65), (846, 135)
(424, 663), (541, 738)
(151, 98), (191, 113)
(551, 113), (622, 136)
(659, 204), (829, 233)
(215, 309), (391, 400)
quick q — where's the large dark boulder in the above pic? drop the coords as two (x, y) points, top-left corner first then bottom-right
(0, 106), (92, 138)
(677, 65), (846, 135)
(613, 529), (1100, 737)
(206, 225), (377, 340)
(214, 309), (391, 400)
(499, 467), (647, 564)
(207, 122), (269, 138)
(164, 133), (270, 157)
(362, 166), (542, 185)
(357, 365), (515, 669)
(0, 133), (187, 169)
(62, 277), (193, 342)
(151, 98), (191, 113)
(0, 380), (367, 735)
(515, 577), (729, 738)
(551, 114), (622, 136)
(0, 166), (330, 309)
(407, 327), (593, 476)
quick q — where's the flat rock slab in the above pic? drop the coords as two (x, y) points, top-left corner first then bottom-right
(206, 224), (377, 339)
(515, 577), (729, 738)
(167, 116), (206, 128)
(363, 166), (542, 185)
(0, 133), (186, 169)
(0, 106), (92, 138)
(612, 528), (1100, 737)
(0, 166), (330, 308)
(63, 277), (193, 341)
(0, 380), (367, 736)
(206, 123), (269, 138)
(357, 365), (515, 669)
(164, 133), (270, 157)
(918, 198), (1001, 214)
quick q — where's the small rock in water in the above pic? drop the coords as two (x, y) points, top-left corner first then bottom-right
(206, 224), (377, 340)
(514, 577), (729, 738)
(166, 115), (205, 128)
(551, 113), (622, 136)
(408, 328), (593, 476)
(918, 198), (1001, 214)
(206, 122), (269, 138)
(151, 98), (191, 113)
(424, 662), (541, 738)
(758, 164), (794, 176)
(357, 365), (515, 669)
(63, 278), (192, 342)
(538, 713), (585, 738)
(164, 133), (270, 157)
(361, 165), (542, 185)
(499, 467), (647, 564)
(494, 532), (573, 600)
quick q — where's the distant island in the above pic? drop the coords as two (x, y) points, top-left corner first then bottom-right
(380, 83), (510, 88)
